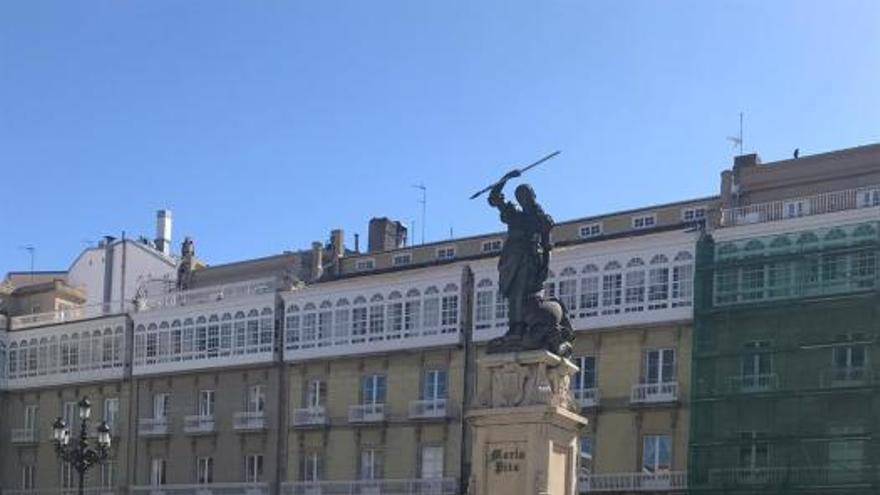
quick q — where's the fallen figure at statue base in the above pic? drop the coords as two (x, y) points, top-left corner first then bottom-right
(485, 292), (575, 358)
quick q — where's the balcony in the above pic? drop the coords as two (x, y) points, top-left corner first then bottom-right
(10, 428), (38, 444)
(409, 399), (448, 419)
(708, 466), (875, 487)
(138, 417), (169, 436)
(820, 367), (873, 388)
(233, 411), (267, 431)
(139, 278), (276, 312)
(281, 478), (458, 495)
(130, 483), (270, 495)
(630, 382), (678, 405)
(183, 415), (216, 434)
(573, 388), (599, 409)
(720, 185), (880, 227)
(728, 373), (779, 393)
(580, 471), (687, 492)
(9, 301), (131, 330)
(349, 403), (385, 423)
(291, 407), (327, 427)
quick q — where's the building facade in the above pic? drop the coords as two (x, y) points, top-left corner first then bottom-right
(2, 142), (879, 495)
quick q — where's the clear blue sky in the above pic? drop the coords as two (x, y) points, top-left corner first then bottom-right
(2, 1), (879, 275)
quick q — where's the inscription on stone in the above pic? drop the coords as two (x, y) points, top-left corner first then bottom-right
(486, 440), (528, 493)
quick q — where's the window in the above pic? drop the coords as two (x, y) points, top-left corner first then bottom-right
(572, 356), (596, 391)
(248, 385), (266, 414)
(245, 454), (264, 483)
(307, 379), (326, 409)
(301, 451), (322, 482)
(644, 349), (675, 384)
(63, 401), (78, 428)
(783, 199), (810, 218)
(828, 425), (865, 481)
(368, 297), (385, 340)
(153, 393), (169, 419)
(579, 223), (602, 239)
(741, 341), (773, 390)
(362, 375), (386, 405)
(579, 437), (593, 476)
(61, 462), (75, 489)
(481, 239), (503, 253)
(579, 266), (600, 318)
(672, 252), (694, 307)
(436, 246), (456, 260)
(103, 398), (119, 431)
(423, 369), (447, 400)
(150, 459), (166, 486)
(858, 188), (880, 208)
(199, 390), (215, 417)
(681, 207), (706, 222)
(648, 256), (669, 310)
(197, 457), (214, 484)
(558, 268), (578, 311)
(392, 253), (412, 266)
(356, 259), (375, 271)
(360, 448), (384, 480)
(601, 263), (622, 315)
(740, 264), (765, 301)
(739, 432), (769, 470)
(624, 259), (646, 312)
(440, 289), (459, 330)
(832, 343), (868, 382)
(24, 404), (38, 431)
(632, 214), (656, 229)
(21, 465), (35, 490)
(420, 445), (444, 479)
(101, 462), (116, 488)
(475, 280), (495, 329)
(642, 435), (672, 474)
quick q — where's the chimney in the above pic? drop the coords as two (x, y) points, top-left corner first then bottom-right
(354, 234), (360, 253)
(155, 209), (173, 255)
(310, 241), (324, 281)
(733, 153), (761, 170)
(368, 217), (407, 253)
(330, 229), (344, 259)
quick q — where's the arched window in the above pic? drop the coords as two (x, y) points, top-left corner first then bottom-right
(170, 319), (182, 360)
(158, 322), (170, 362)
(28, 338), (38, 376)
(441, 283), (459, 333)
(318, 302), (333, 346)
(233, 312), (246, 354)
(368, 294), (385, 341)
(423, 286), (440, 335)
(544, 269), (557, 298)
(286, 304), (301, 349)
(195, 316), (208, 358)
(404, 289), (422, 337)
(744, 240), (765, 257)
(475, 279), (495, 329)
(648, 255), (670, 310)
(301, 303), (317, 348)
(68, 333), (80, 369)
(558, 268), (578, 312)
(80, 330), (93, 369)
(207, 314), (221, 357)
(113, 327), (124, 366)
(102, 328), (114, 367)
(387, 292), (403, 340)
(624, 258), (646, 313)
(183, 318), (195, 359)
(259, 307), (274, 351)
(334, 298), (350, 344)
(220, 313), (233, 356)
(48, 336), (58, 374)
(38, 337), (49, 375)
(8, 342), (17, 378)
(672, 251), (694, 307)
(351, 296), (368, 343)
(579, 264), (600, 318)
(246, 309), (260, 353)
(601, 261), (622, 315)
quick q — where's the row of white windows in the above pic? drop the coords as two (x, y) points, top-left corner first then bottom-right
(475, 253), (694, 328)
(19, 462), (117, 490)
(6, 327), (125, 380)
(148, 386), (266, 419)
(285, 286), (460, 350)
(714, 251), (877, 305)
(133, 308), (275, 366)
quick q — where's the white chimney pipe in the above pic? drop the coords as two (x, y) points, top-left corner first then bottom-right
(155, 209), (172, 255)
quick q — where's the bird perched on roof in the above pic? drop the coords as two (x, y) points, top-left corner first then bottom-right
(793, 148), (800, 159)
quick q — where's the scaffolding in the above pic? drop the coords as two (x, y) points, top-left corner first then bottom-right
(688, 220), (880, 494)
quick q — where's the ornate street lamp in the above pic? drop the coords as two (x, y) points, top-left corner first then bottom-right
(52, 397), (111, 495)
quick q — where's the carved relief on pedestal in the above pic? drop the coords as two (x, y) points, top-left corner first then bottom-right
(476, 350), (579, 412)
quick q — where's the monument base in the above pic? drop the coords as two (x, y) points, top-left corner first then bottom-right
(466, 350), (588, 495)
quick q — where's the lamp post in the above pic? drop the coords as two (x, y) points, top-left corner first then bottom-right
(52, 397), (111, 495)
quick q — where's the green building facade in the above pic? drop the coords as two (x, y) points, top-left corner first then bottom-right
(689, 213), (880, 494)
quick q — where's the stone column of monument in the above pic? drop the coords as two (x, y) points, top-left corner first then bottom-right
(466, 350), (587, 495)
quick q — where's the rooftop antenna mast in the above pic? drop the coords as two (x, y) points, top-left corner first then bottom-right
(18, 245), (35, 281)
(727, 112), (744, 155)
(411, 183), (427, 244)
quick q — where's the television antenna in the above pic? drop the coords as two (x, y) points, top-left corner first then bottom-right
(411, 183), (427, 244)
(727, 112), (744, 155)
(17, 245), (35, 281)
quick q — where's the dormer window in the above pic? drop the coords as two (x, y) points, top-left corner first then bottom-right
(579, 223), (603, 239)
(436, 246), (456, 261)
(355, 259), (375, 271)
(632, 214), (657, 229)
(481, 240), (503, 253)
(681, 207), (706, 222)
(392, 253), (412, 266)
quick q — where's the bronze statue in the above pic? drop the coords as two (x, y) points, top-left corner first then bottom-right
(477, 160), (574, 357)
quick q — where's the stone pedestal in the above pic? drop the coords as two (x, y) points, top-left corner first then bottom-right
(466, 350), (588, 495)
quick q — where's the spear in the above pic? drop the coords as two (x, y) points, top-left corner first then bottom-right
(469, 150), (560, 200)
